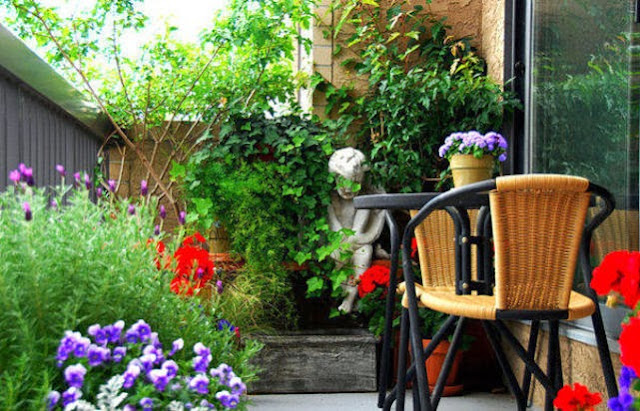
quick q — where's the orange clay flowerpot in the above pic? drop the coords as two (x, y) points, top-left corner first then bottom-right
(409, 339), (463, 396)
(449, 154), (494, 188)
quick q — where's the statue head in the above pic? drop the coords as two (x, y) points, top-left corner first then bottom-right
(328, 148), (368, 200)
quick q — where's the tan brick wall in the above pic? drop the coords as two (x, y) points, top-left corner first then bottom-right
(108, 122), (208, 233)
(504, 322), (621, 409)
(311, 0), (505, 118)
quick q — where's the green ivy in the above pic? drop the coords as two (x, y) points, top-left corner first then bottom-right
(319, 0), (520, 192)
(183, 113), (356, 328)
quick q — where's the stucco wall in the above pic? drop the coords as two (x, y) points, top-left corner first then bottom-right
(504, 322), (622, 408)
(311, 0), (505, 117)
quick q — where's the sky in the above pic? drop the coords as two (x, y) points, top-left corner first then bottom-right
(1, 0), (229, 55)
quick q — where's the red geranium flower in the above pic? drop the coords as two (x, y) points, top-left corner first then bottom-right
(553, 383), (601, 411)
(357, 265), (390, 298)
(169, 232), (215, 296)
(591, 251), (640, 308)
(620, 315), (640, 377)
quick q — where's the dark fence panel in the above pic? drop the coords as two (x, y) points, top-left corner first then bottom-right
(0, 69), (104, 191)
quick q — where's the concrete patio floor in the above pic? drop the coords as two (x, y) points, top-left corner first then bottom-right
(249, 391), (524, 410)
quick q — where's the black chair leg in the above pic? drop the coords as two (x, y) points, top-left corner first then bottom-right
(431, 317), (466, 410)
(396, 309), (410, 411)
(482, 321), (526, 411)
(591, 305), (619, 398)
(379, 211), (401, 408)
(522, 320), (539, 405)
(544, 320), (560, 411)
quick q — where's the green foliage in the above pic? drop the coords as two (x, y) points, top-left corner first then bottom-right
(184, 113), (354, 327)
(320, 0), (520, 192)
(533, 37), (630, 198)
(1, 0), (314, 213)
(0, 183), (259, 409)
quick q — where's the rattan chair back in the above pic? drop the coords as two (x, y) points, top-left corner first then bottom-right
(410, 209), (478, 289)
(490, 175), (591, 312)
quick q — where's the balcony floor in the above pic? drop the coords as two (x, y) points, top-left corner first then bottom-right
(250, 391), (526, 410)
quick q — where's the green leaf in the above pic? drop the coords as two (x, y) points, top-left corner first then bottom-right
(307, 277), (325, 294)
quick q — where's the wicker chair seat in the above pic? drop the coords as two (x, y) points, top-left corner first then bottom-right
(414, 289), (596, 321)
(397, 281), (456, 305)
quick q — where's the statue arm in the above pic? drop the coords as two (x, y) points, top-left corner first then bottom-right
(350, 209), (385, 246)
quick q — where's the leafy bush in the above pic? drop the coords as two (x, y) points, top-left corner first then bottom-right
(0, 170), (259, 409)
(181, 113), (355, 326)
(319, 1), (519, 192)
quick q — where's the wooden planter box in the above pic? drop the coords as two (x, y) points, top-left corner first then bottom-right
(249, 329), (377, 394)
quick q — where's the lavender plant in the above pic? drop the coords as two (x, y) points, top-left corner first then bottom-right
(47, 320), (246, 410)
(0, 165), (259, 409)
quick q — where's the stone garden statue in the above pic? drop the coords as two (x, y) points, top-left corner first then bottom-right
(328, 148), (385, 313)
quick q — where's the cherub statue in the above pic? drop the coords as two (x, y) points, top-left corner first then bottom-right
(328, 148), (385, 313)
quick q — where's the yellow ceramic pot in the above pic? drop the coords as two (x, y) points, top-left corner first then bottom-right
(449, 154), (494, 187)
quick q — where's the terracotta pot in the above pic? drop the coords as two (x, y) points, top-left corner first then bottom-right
(409, 339), (464, 396)
(449, 154), (494, 187)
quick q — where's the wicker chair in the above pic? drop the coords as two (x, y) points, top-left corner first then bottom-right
(398, 175), (618, 411)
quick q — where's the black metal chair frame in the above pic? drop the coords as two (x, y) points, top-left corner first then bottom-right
(394, 179), (619, 411)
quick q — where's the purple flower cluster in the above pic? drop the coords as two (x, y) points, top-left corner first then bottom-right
(438, 131), (508, 162)
(48, 320), (246, 410)
(608, 366), (637, 411)
(8, 163), (35, 186)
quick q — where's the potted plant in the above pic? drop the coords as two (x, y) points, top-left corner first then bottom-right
(438, 131), (508, 187)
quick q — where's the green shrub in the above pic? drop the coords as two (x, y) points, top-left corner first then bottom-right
(319, 1), (520, 192)
(182, 113), (354, 325)
(0, 178), (259, 409)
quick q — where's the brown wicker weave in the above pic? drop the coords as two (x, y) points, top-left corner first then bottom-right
(417, 174), (596, 321)
(592, 209), (639, 261)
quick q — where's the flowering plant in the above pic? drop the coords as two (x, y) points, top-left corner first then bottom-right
(357, 265), (392, 336)
(438, 131), (508, 162)
(553, 250), (640, 410)
(0, 164), (259, 407)
(165, 233), (219, 297)
(48, 319), (246, 410)
(553, 383), (602, 411)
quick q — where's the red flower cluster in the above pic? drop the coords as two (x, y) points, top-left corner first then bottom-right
(357, 265), (390, 298)
(590, 250), (640, 309)
(170, 232), (215, 296)
(620, 316), (640, 377)
(553, 383), (602, 411)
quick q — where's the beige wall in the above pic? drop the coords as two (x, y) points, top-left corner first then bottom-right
(504, 322), (621, 408)
(311, 0), (505, 116)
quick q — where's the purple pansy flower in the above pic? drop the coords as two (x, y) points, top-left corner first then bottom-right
(47, 390), (60, 410)
(72, 337), (91, 357)
(215, 390), (239, 409)
(148, 368), (170, 392)
(188, 374), (209, 395)
(87, 345), (110, 367)
(169, 338), (184, 356)
(112, 346), (127, 363)
(140, 397), (153, 410)
(123, 363), (141, 389)
(88, 324), (108, 346)
(162, 360), (179, 378)
(229, 376), (246, 395)
(608, 391), (634, 411)
(61, 387), (81, 407)
(64, 364), (87, 388)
